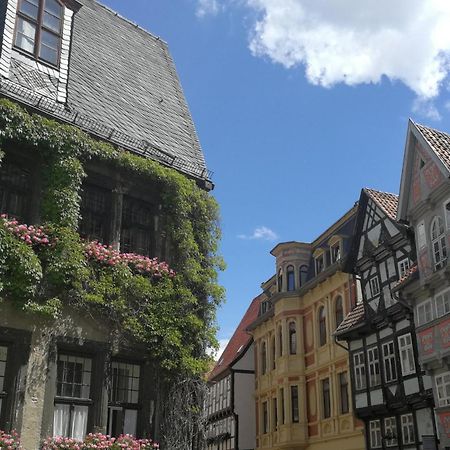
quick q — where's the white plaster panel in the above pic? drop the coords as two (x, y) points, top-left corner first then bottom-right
(355, 393), (368, 408)
(379, 327), (392, 339)
(358, 236), (365, 259)
(385, 219), (399, 238)
(232, 342), (254, 371)
(404, 377), (419, 395)
(380, 264), (387, 283)
(350, 339), (363, 351)
(366, 333), (377, 345)
(370, 389), (383, 405)
(370, 298), (379, 312)
(234, 373), (256, 450)
(384, 285), (395, 308)
(396, 319), (410, 331)
(416, 408), (434, 439)
(368, 224), (381, 247)
(387, 257), (396, 278)
(423, 375), (432, 390)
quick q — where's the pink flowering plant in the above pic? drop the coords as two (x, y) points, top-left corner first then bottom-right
(0, 214), (53, 247)
(0, 430), (21, 449)
(42, 433), (159, 450)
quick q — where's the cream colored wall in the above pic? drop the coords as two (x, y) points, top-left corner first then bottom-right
(252, 271), (364, 450)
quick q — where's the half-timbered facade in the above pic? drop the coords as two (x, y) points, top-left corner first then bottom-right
(206, 295), (261, 450)
(397, 122), (450, 448)
(249, 206), (364, 450)
(335, 188), (436, 450)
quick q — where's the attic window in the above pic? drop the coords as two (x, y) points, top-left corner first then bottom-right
(14, 0), (64, 66)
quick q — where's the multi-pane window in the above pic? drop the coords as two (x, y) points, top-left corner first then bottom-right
(289, 322), (297, 355)
(322, 378), (331, 419)
(319, 306), (327, 346)
(287, 265), (295, 291)
(291, 385), (299, 423)
(339, 372), (349, 414)
(280, 388), (285, 425)
(261, 342), (267, 375)
(367, 347), (381, 387)
(79, 184), (110, 243)
(262, 401), (268, 434)
(431, 216), (447, 270)
(14, 0), (64, 66)
(335, 295), (344, 328)
(272, 397), (277, 431)
(271, 336), (276, 370)
(384, 417), (397, 447)
(369, 420), (382, 449)
(436, 372), (450, 407)
(121, 196), (154, 256)
(315, 255), (324, 274)
(369, 276), (380, 297)
(436, 290), (450, 318)
(331, 242), (341, 263)
(54, 354), (92, 440)
(382, 341), (397, 383)
(0, 347), (7, 416)
(0, 161), (31, 220)
(299, 265), (308, 287)
(398, 334), (415, 376)
(398, 258), (410, 278)
(353, 352), (366, 390)
(401, 414), (415, 445)
(417, 300), (433, 326)
(108, 361), (141, 437)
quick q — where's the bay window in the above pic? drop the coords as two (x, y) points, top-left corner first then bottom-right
(291, 385), (299, 423)
(436, 289), (450, 318)
(436, 372), (450, 407)
(431, 216), (447, 270)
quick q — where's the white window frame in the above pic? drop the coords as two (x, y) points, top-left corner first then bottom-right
(367, 347), (381, 387)
(384, 416), (397, 447)
(369, 420), (382, 449)
(398, 333), (415, 376)
(401, 413), (415, 445)
(435, 288), (450, 319)
(369, 276), (380, 297)
(416, 299), (433, 326)
(315, 254), (325, 275)
(417, 221), (426, 250)
(431, 216), (447, 270)
(353, 351), (366, 390)
(382, 341), (397, 383)
(398, 258), (410, 279)
(435, 372), (450, 407)
(330, 241), (341, 263)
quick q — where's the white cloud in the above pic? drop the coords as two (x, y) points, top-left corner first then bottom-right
(245, 0), (450, 100)
(238, 226), (278, 241)
(413, 98), (442, 121)
(196, 0), (223, 18)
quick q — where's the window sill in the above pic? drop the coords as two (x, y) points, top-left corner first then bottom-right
(54, 397), (93, 405)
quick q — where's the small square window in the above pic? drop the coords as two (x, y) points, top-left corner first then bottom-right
(369, 276), (380, 297)
(398, 258), (410, 278)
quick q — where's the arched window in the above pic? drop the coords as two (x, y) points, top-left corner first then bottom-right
(319, 306), (327, 346)
(335, 295), (344, 328)
(278, 269), (283, 292)
(271, 336), (276, 370)
(261, 341), (267, 374)
(299, 265), (308, 287)
(289, 322), (297, 355)
(287, 265), (295, 291)
(431, 216), (447, 269)
(14, 0), (64, 66)
(278, 325), (283, 357)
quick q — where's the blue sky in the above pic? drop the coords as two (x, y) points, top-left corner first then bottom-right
(102, 0), (450, 355)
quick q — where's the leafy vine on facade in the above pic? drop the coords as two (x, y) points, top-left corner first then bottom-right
(0, 99), (224, 375)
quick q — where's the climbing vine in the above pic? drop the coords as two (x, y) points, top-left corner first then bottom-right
(0, 99), (224, 376)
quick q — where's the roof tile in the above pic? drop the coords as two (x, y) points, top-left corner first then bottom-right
(334, 302), (365, 335)
(364, 188), (398, 220)
(415, 123), (450, 172)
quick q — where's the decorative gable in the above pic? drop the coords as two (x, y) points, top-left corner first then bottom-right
(0, 0), (81, 103)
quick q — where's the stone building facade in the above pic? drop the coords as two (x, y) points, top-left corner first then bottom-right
(249, 206), (364, 450)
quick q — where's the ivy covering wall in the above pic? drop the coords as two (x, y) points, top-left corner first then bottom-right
(0, 99), (224, 376)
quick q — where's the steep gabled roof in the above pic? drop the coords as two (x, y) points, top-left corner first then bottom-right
(208, 294), (262, 381)
(415, 123), (450, 172)
(364, 188), (398, 220)
(334, 302), (365, 336)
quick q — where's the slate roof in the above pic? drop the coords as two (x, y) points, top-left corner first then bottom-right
(0, 0), (210, 182)
(208, 294), (262, 381)
(415, 123), (450, 172)
(364, 188), (398, 220)
(334, 302), (365, 336)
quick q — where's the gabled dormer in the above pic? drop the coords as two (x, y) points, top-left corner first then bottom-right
(0, 0), (81, 102)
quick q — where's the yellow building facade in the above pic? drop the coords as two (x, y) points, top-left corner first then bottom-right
(250, 207), (364, 450)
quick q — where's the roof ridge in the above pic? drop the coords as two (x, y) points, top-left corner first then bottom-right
(93, 0), (168, 45)
(363, 187), (399, 198)
(415, 122), (450, 137)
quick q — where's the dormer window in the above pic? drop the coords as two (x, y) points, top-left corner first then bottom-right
(331, 242), (341, 263)
(315, 254), (324, 275)
(14, 0), (64, 66)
